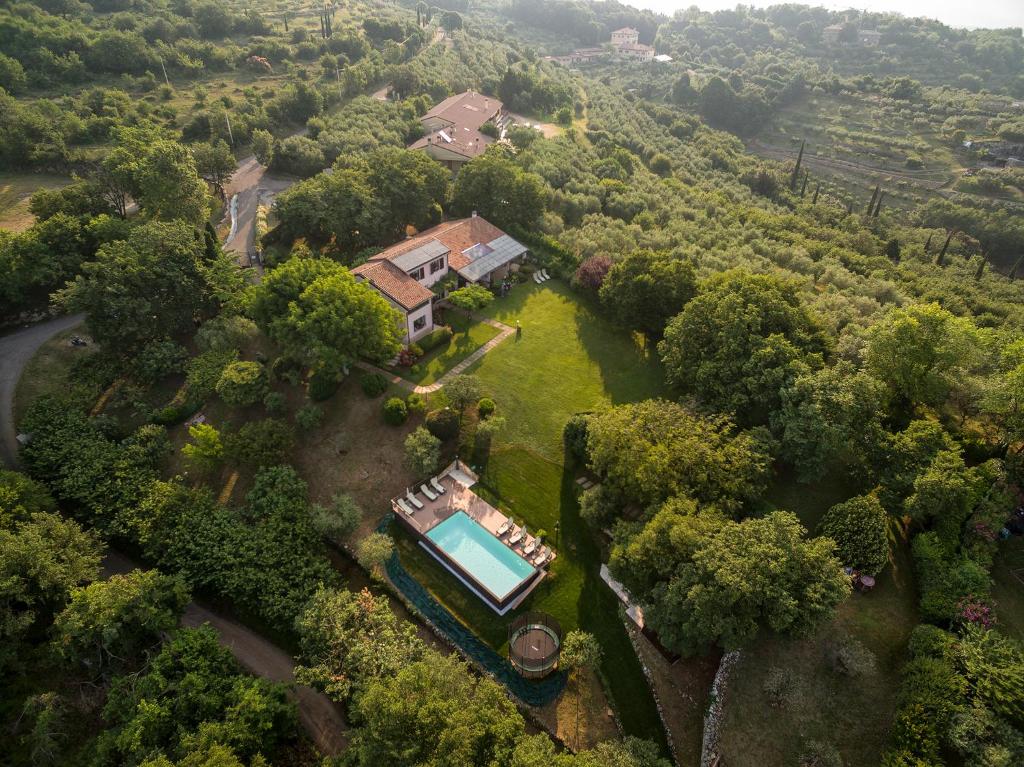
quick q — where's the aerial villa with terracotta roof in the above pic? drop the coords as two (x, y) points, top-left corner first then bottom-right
(351, 213), (528, 343)
(408, 90), (509, 173)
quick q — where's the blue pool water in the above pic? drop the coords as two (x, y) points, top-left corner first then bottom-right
(426, 511), (535, 599)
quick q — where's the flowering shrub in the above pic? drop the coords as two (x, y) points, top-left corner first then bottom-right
(956, 597), (996, 629)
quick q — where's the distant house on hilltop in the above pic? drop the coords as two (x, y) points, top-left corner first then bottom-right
(858, 29), (882, 47)
(409, 91), (507, 174)
(611, 27), (639, 48)
(822, 24), (843, 44)
(352, 214), (528, 343)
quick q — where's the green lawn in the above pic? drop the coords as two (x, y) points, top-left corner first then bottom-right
(471, 280), (666, 459)
(388, 311), (501, 386)
(392, 280), (670, 751)
(719, 538), (919, 767)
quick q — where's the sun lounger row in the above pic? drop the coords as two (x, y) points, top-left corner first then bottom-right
(496, 521), (554, 567)
(532, 268), (552, 284)
(397, 477), (447, 516)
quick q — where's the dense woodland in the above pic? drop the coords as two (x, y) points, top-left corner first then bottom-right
(2, 0), (1024, 766)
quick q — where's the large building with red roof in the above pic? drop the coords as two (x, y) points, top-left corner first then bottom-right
(408, 91), (508, 173)
(352, 213), (528, 343)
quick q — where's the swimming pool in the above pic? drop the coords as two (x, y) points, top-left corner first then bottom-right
(425, 511), (536, 602)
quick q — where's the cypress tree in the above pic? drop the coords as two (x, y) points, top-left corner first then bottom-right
(812, 182), (820, 204)
(866, 185), (879, 216)
(800, 171), (809, 197)
(790, 140), (805, 191)
(936, 230), (954, 266)
(1011, 254), (1024, 281)
(975, 258), (986, 280)
(924, 233), (933, 252)
(873, 191), (885, 217)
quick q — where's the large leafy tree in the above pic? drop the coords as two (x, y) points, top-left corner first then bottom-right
(363, 147), (448, 239)
(273, 167), (379, 248)
(51, 569), (189, 673)
(191, 139), (236, 200)
(659, 270), (829, 424)
(105, 127), (210, 225)
(773, 361), (890, 482)
(585, 399), (771, 514)
(56, 221), (220, 354)
(623, 511), (850, 655)
(295, 586), (424, 702)
(451, 147), (546, 231)
(866, 302), (985, 413)
(253, 256), (401, 368)
(598, 250), (697, 339)
(351, 651), (524, 767)
(94, 626), (296, 765)
(1, 473), (102, 675)
(279, 269), (403, 368)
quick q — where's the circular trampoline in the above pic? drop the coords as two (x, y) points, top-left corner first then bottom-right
(509, 611), (562, 678)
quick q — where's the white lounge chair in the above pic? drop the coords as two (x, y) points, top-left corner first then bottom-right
(406, 490), (423, 510)
(397, 498), (416, 516)
(523, 538), (537, 556)
(430, 476), (445, 494)
(533, 272), (542, 284)
(420, 483), (438, 502)
(508, 527), (523, 545)
(532, 547), (548, 565)
(497, 518), (513, 536)
(540, 269), (549, 281)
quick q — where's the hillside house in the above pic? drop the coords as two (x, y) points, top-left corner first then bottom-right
(619, 43), (655, 62)
(823, 24), (843, 44)
(858, 29), (882, 47)
(611, 27), (639, 48)
(409, 91), (508, 173)
(352, 214), (528, 343)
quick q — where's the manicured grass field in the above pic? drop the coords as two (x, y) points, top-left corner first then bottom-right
(393, 280), (670, 751)
(388, 311), (500, 386)
(13, 326), (95, 428)
(471, 280), (666, 459)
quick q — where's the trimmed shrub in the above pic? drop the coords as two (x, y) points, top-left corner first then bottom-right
(425, 408), (459, 441)
(406, 393), (427, 415)
(186, 349), (238, 400)
(383, 397), (408, 426)
(360, 372), (388, 398)
(216, 361), (269, 407)
(477, 398), (495, 418)
(820, 494), (889, 575)
(271, 355), (303, 385)
(404, 426), (440, 477)
(907, 624), (956, 660)
(913, 531), (991, 624)
(308, 367), (341, 401)
(418, 326), (453, 352)
(224, 419), (295, 468)
(263, 391), (286, 415)
(296, 404), (324, 432)
(196, 315), (259, 353)
(132, 340), (188, 385)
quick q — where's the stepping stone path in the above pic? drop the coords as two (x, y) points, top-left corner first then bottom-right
(575, 476), (596, 489)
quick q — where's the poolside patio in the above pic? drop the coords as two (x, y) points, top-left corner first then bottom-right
(392, 460), (557, 570)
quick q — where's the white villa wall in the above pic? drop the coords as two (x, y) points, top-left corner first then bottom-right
(406, 302), (434, 342)
(413, 254), (450, 289)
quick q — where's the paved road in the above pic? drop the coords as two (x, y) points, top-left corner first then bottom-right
(0, 313), (85, 469)
(224, 151), (301, 265)
(102, 552), (350, 755)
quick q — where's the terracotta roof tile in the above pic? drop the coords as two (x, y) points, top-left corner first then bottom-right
(351, 260), (433, 311)
(421, 91), (503, 131)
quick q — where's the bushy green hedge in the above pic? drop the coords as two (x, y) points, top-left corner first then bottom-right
(383, 397), (408, 426)
(912, 531), (991, 625)
(425, 408), (459, 441)
(360, 372), (389, 398)
(418, 325), (453, 352)
(308, 367), (341, 401)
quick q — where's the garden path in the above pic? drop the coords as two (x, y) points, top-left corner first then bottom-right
(356, 317), (514, 394)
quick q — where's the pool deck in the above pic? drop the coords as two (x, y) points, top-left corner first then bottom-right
(391, 461), (556, 613)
